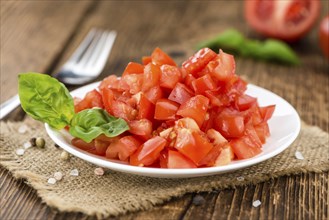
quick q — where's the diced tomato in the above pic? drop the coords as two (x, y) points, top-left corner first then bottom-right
(159, 65), (181, 89)
(111, 100), (137, 121)
(214, 111), (245, 138)
(174, 118), (200, 131)
(130, 136), (167, 166)
(174, 128), (213, 165)
(94, 139), (110, 156)
(168, 83), (194, 105)
(142, 56), (152, 65)
(206, 50), (235, 82)
(245, 122), (262, 148)
(74, 89), (104, 112)
(198, 144), (222, 167)
(176, 95), (209, 127)
(184, 74), (196, 90)
(137, 93), (154, 120)
(142, 63), (162, 92)
(99, 75), (121, 91)
(159, 150), (169, 168)
(71, 138), (98, 155)
(128, 119), (153, 138)
(144, 86), (164, 104)
(182, 48), (217, 76)
(191, 74), (216, 95)
(116, 136), (141, 161)
(151, 47), (177, 66)
(235, 94), (257, 111)
(122, 62), (144, 77)
(154, 99), (180, 120)
(214, 144), (234, 166)
(167, 150), (197, 168)
(259, 105), (276, 122)
(254, 122), (270, 144)
(101, 87), (114, 114)
(121, 74), (144, 94)
(230, 136), (262, 159)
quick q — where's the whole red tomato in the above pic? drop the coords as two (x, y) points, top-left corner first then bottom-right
(245, 0), (320, 42)
(319, 16), (329, 60)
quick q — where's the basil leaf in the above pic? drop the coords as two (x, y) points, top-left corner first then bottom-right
(69, 108), (129, 143)
(18, 73), (74, 129)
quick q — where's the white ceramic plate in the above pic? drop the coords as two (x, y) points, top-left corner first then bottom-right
(46, 82), (301, 178)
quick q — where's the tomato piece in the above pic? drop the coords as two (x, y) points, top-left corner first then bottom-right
(214, 144), (235, 166)
(174, 118), (200, 131)
(159, 65), (181, 89)
(235, 94), (257, 111)
(244, 0), (320, 41)
(254, 122), (270, 144)
(191, 74), (216, 95)
(128, 119), (153, 138)
(99, 75), (121, 91)
(142, 56), (152, 65)
(206, 50), (235, 82)
(151, 47), (177, 66)
(245, 122), (262, 148)
(94, 139), (110, 156)
(184, 74), (196, 90)
(159, 150), (169, 168)
(121, 73), (144, 94)
(142, 63), (162, 92)
(206, 128), (228, 147)
(182, 48), (217, 76)
(176, 95), (210, 127)
(137, 93), (155, 120)
(167, 150), (197, 168)
(174, 128), (213, 165)
(74, 89), (104, 112)
(215, 111), (245, 138)
(198, 144), (222, 167)
(144, 86), (164, 104)
(116, 136), (141, 161)
(154, 99), (180, 120)
(101, 87), (114, 114)
(319, 16), (329, 59)
(111, 100), (137, 121)
(71, 138), (97, 154)
(122, 62), (144, 77)
(168, 83), (194, 105)
(259, 105), (275, 122)
(130, 136), (167, 166)
(230, 136), (262, 159)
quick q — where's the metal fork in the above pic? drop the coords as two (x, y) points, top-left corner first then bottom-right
(0, 29), (117, 120)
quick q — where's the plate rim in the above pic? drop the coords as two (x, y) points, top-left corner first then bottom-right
(45, 82), (301, 178)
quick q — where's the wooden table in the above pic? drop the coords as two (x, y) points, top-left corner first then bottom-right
(1, 1), (328, 219)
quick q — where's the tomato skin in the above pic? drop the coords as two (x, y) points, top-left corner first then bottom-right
(245, 0), (320, 41)
(142, 56), (152, 65)
(319, 16), (329, 59)
(116, 136), (142, 161)
(168, 83), (194, 105)
(176, 95), (210, 127)
(122, 62), (144, 77)
(101, 87), (114, 114)
(167, 150), (197, 168)
(137, 94), (155, 120)
(144, 86), (164, 104)
(142, 63), (162, 92)
(159, 65), (181, 89)
(235, 94), (257, 111)
(182, 48), (217, 76)
(154, 99), (180, 120)
(130, 136), (167, 166)
(151, 47), (177, 66)
(215, 112), (245, 138)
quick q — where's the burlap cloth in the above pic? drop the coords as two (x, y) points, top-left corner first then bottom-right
(0, 118), (328, 218)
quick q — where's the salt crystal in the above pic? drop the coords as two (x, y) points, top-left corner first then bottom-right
(94, 167), (105, 176)
(237, 176), (245, 181)
(47, 178), (56, 185)
(18, 125), (28, 134)
(54, 172), (63, 181)
(253, 200), (261, 207)
(23, 141), (32, 149)
(15, 148), (25, 156)
(295, 151), (304, 160)
(70, 169), (79, 176)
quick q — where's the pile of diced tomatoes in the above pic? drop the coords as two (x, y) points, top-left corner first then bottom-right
(72, 47), (275, 168)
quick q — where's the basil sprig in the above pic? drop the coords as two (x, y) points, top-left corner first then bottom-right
(197, 29), (300, 65)
(18, 73), (129, 142)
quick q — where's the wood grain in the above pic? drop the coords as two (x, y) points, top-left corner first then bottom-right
(1, 1), (328, 220)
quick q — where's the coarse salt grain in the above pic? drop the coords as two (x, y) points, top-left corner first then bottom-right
(237, 176), (245, 181)
(70, 169), (79, 176)
(54, 172), (63, 181)
(47, 178), (56, 185)
(295, 151), (304, 160)
(18, 125), (28, 134)
(15, 148), (25, 156)
(253, 200), (261, 207)
(23, 141), (32, 149)
(94, 167), (105, 176)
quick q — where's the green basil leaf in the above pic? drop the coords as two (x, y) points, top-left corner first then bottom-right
(69, 108), (129, 143)
(18, 73), (74, 129)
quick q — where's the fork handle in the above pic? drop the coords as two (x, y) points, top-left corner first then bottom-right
(0, 94), (20, 120)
